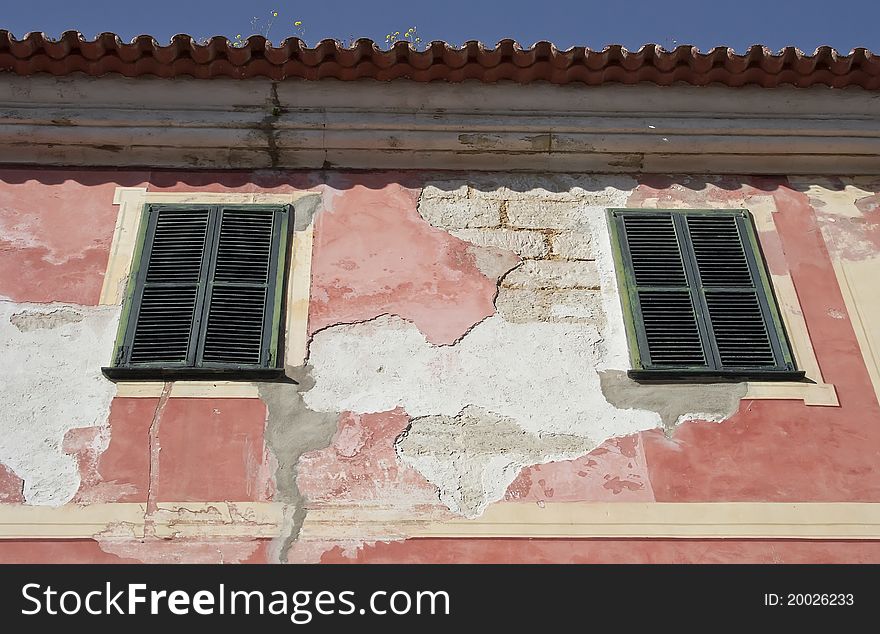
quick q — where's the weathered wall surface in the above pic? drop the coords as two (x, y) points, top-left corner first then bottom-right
(0, 302), (119, 505)
(303, 176), (672, 522)
(1, 169), (879, 563)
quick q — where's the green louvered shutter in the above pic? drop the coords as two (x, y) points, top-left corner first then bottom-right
(199, 208), (282, 366)
(684, 215), (779, 369)
(106, 204), (289, 379)
(609, 208), (800, 380)
(127, 207), (212, 366)
(620, 213), (708, 368)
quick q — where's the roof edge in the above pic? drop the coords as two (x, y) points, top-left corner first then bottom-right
(1, 30), (878, 88)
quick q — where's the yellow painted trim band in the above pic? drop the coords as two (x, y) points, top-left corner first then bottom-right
(4, 502), (880, 541)
(0, 502), (283, 540)
(300, 502), (880, 541)
(114, 381), (261, 399)
(834, 258), (880, 407)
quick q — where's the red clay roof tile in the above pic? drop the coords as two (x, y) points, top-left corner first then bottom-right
(0, 31), (877, 89)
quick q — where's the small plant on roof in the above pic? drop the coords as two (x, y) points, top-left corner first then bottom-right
(385, 27), (424, 50)
(293, 20), (305, 40)
(229, 11), (424, 50)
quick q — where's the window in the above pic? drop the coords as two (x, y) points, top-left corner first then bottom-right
(608, 208), (802, 380)
(102, 203), (290, 380)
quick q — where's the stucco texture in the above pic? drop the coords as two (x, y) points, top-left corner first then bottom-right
(1, 169), (879, 564)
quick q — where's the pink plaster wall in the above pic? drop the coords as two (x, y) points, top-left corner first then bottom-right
(297, 408), (440, 506)
(318, 537), (880, 564)
(308, 182), (510, 345)
(3, 168), (880, 564)
(0, 464), (23, 504)
(0, 170), (148, 304)
(505, 434), (654, 503)
(630, 178), (880, 503)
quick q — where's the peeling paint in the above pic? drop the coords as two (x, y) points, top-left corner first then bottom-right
(297, 408), (437, 505)
(463, 243), (520, 281)
(63, 425), (138, 504)
(397, 406), (598, 517)
(96, 538), (267, 564)
(0, 301), (118, 505)
(803, 180), (880, 261)
(505, 434), (655, 503)
(0, 171), (146, 304)
(10, 307), (84, 332)
(299, 173), (756, 519)
(303, 314), (662, 514)
(4, 169), (879, 564)
(288, 407), (444, 562)
(308, 183), (507, 345)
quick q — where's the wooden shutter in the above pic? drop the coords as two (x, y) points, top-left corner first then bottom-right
(106, 203), (289, 379)
(199, 208), (281, 366)
(621, 214), (707, 367)
(127, 207), (212, 366)
(610, 209), (800, 379)
(684, 215), (778, 369)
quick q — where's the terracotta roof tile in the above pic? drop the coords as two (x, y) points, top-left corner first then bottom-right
(1, 31), (877, 88)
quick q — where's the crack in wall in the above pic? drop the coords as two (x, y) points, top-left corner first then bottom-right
(143, 381), (172, 538)
(300, 174), (748, 521)
(259, 368), (340, 564)
(444, 258), (521, 347)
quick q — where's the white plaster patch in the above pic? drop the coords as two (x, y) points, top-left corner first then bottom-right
(0, 301), (120, 505)
(302, 174), (653, 516)
(303, 314), (662, 514)
(305, 315), (649, 434)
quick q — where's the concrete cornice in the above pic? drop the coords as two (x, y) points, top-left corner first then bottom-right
(1, 74), (879, 173)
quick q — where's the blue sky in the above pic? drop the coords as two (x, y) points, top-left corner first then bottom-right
(2, 0), (878, 53)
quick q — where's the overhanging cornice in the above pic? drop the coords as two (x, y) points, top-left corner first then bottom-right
(1, 74), (879, 174)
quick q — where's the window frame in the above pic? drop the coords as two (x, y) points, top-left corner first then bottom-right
(607, 207), (804, 381)
(102, 202), (291, 381)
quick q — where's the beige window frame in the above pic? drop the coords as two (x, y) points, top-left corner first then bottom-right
(627, 195), (837, 407)
(100, 187), (318, 398)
